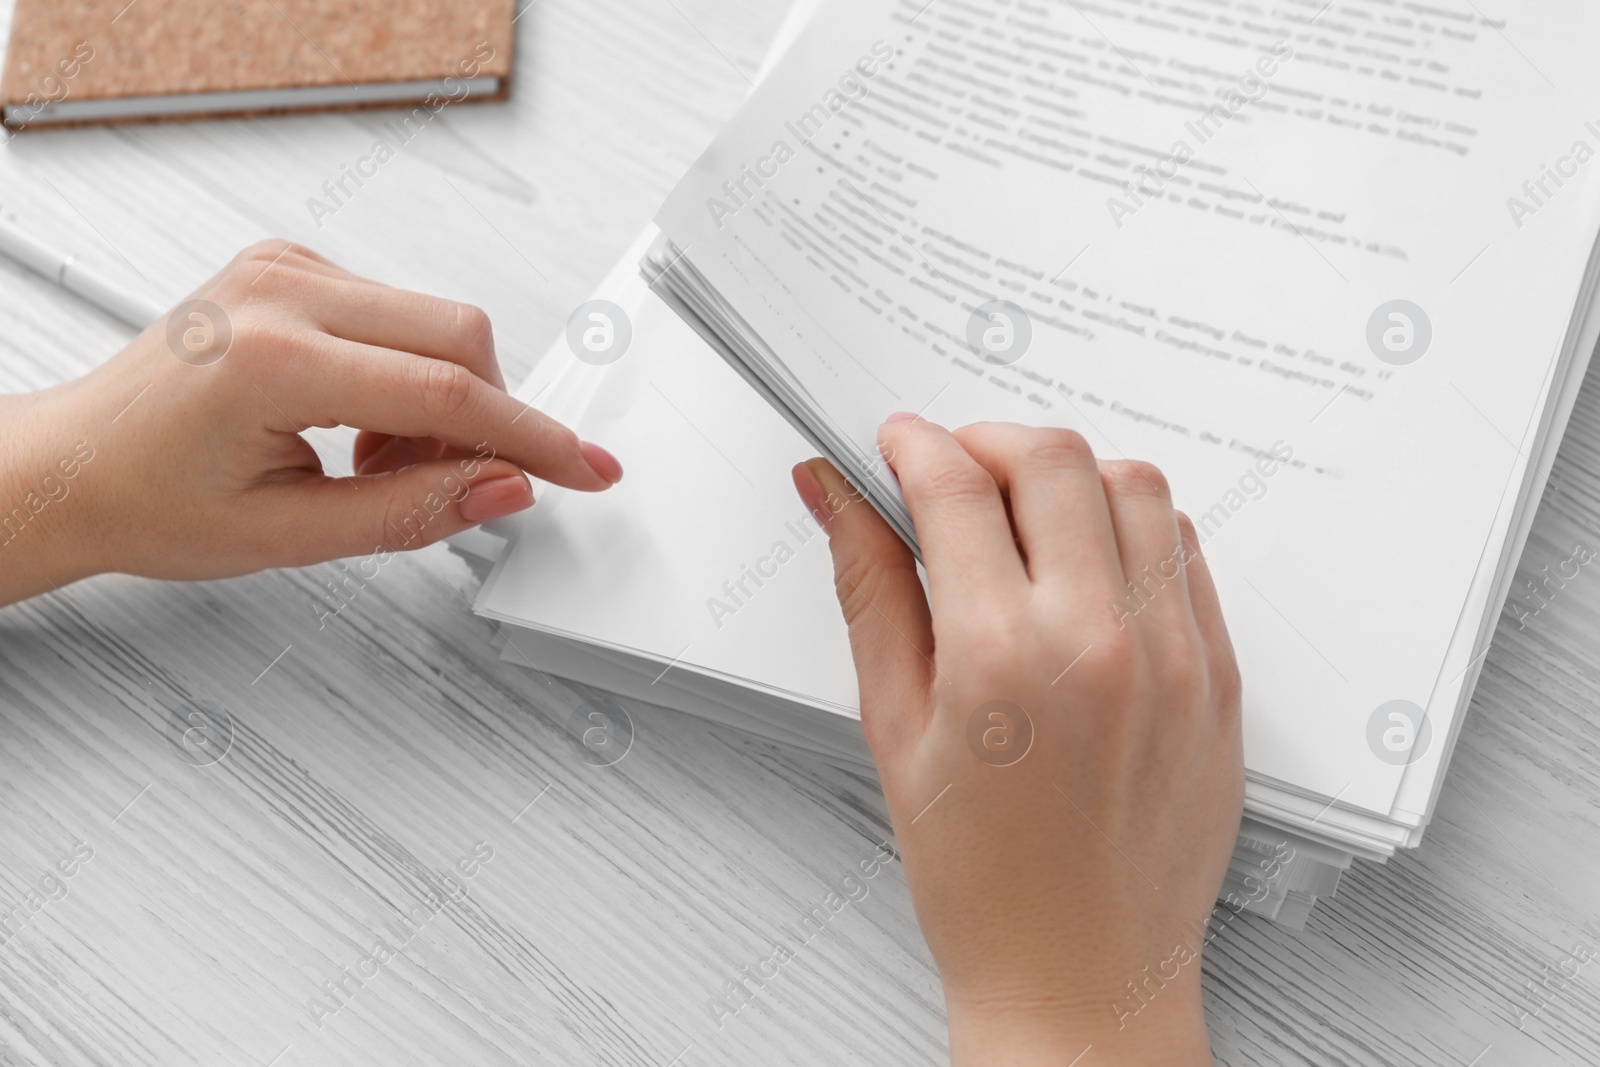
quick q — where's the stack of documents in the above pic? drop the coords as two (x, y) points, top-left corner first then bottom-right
(460, 0), (1600, 925)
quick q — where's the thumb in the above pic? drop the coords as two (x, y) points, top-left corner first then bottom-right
(273, 456), (533, 564)
(793, 458), (934, 760)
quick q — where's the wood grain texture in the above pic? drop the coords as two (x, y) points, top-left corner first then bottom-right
(1, 1), (1598, 1064)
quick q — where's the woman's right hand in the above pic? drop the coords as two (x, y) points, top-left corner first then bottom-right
(793, 416), (1243, 1067)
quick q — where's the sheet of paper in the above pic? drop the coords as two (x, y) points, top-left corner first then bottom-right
(654, 0), (1600, 815)
(478, 242), (862, 715)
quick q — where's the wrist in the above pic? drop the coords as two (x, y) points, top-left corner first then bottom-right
(945, 972), (1212, 1067)
(0, 386), (102, 605)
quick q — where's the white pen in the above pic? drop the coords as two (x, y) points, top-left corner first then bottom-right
(0, 216), (167, 329)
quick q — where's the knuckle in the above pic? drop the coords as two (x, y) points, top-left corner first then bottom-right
(1020, 428), (1094, 470)
(1103, 459), (1171, 500)
(1175, 510), (1199, 547)
(230, 319), (295, 363)
(1077, 629), (1140, 684)
(1156, 633), (1205, 689)
(833, 551), (922, 637)
(528, 415), (582, 461)
(451, 303), (495, 354)
(239, 238), (294, 262)
(221, 240), (316, 294)
(420, 360), (476, 420)
(379, 489), (445, 552)
(832, 553), (881, 630)
(235, 238), (312, 268)
(916, 462), (996, 509)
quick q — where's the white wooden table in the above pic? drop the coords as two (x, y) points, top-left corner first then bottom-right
(2, 2), (1598, 1064)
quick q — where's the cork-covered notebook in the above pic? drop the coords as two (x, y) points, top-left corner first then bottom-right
(1, 0), (514, 130)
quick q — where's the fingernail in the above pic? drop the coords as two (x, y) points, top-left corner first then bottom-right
(885, 411), (922, 424)
(580, 441), (624, 485)
(360, 435), (442, 475)
(461, 475), (535, 524)
(792, 460), (835, 534)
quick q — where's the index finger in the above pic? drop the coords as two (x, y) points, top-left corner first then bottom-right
(877, 415), (1028, 616)
(308, 278), (509, 390)
(270, 336), (620, 492)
